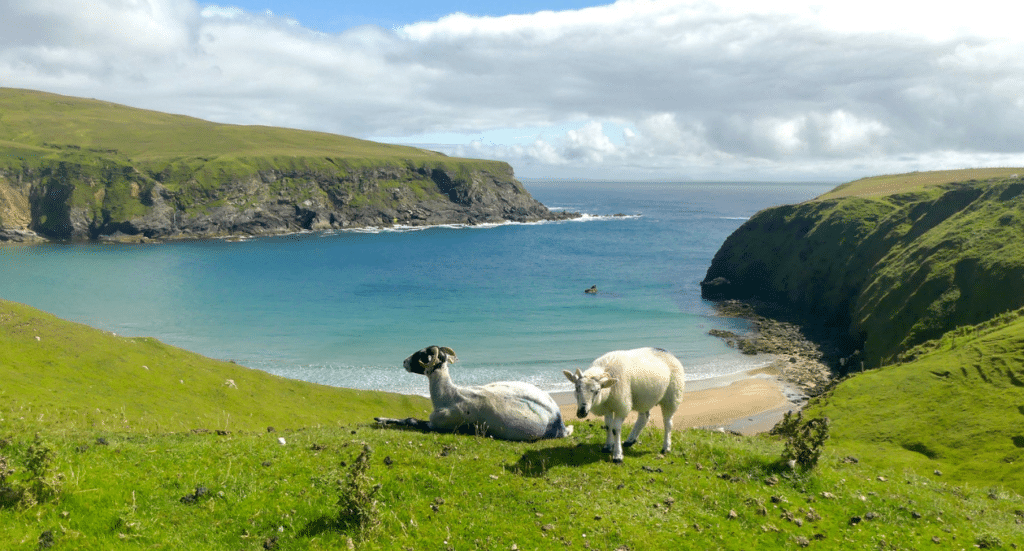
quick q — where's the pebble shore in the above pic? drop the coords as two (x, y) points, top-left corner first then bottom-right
(709, 300), (840, 397)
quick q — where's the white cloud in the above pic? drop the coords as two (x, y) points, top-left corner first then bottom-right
(563, 122), (617, 162)
(2, 0), (1024, 181)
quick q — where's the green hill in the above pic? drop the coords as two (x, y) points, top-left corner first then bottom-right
(807, 307), (1024, 491)
(0, 298), (430, 433)
(0, 88), (571, 242)
(0, 89), (446, 162)
(702, 168), (1024, 368)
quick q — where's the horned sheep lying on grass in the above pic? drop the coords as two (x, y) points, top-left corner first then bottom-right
(564, 347), (685, 463)
(375, 346), (574, 441)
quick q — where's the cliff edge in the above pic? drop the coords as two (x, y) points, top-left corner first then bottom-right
(701, 168), (1024, 370)
(0, 88), (574, 242)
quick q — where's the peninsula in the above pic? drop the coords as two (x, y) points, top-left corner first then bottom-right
(0, 88), (576, 242)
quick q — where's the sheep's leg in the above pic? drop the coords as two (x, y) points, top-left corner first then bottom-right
(374, 417), (432, 432)
(429, 408), (470, 433)
(601, 414), (615, 453)
(660, 404), (677, 454)
(607, 416), (625, 463)
(623, 410), (650, 448)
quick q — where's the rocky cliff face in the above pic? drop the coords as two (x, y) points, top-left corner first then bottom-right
(702, 176), (1024, 370)
(0, 158), (574, 242)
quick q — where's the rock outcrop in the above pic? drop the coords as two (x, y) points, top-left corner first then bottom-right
(0, 159), (576, 242)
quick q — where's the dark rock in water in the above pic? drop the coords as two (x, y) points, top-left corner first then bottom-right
(700, 277), (732, 300)
(0, 228), (44, 243)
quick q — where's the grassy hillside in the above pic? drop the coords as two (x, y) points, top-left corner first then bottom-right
(0, 89), (558, 241)
(2, 301), (1023, 549)
(0, 298), (430, 433)
(703, 168), (1024, 368)
(808, 307), (1024, 492)
(817, 168), (1024, 200)
(0, 88), (446, 162)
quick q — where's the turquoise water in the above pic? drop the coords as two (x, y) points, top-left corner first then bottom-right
(0, 181), (832, 395)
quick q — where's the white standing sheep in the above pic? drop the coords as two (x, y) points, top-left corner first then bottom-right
(563, 347), (685, 463)
(375, 346), (574, 441)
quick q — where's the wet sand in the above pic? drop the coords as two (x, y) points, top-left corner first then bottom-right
(553, 366), (805, 436)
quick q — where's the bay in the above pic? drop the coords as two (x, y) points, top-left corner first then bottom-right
(0, 180), (833, 395)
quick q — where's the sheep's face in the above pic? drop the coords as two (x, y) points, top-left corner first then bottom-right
(404, 346), (457, 375)
(563, 368), (617, 418)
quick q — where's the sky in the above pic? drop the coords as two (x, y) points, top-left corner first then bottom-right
(2, 0), (1024, 182)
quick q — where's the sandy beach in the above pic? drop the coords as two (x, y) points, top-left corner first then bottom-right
(553, 365), (807, 436)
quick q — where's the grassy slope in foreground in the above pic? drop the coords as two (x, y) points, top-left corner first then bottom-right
(807, 307), (1024, 492)
(0, 298), (430, 433)
(2, 301), (1022, 548)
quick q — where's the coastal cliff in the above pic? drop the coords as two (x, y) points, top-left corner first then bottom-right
(0, 88), (573, 242)
(702, 169), (1024, 369)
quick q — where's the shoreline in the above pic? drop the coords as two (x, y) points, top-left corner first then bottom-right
(550, 299), (842, 436)
(552, 363), (807, 436)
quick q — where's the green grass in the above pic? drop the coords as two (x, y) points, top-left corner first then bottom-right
(5, 422), (1023, 550)
(0, 88), (507, 183)
(0, 299), (430, 434)
(3, 299), (1024, 549)
(816, 168), (1024, 201)
(0, 88), (446, 162)
(808, 307), (1024, 493)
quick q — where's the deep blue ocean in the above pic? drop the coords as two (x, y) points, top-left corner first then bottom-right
(0, 181), (832, 396)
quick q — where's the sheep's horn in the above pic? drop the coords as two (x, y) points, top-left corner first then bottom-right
(419, 346), (440, 371)
(439, 346), (456, 362)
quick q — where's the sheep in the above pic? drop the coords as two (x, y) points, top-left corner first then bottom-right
(563, 347), (685, 463)
(375, 346), (574, 441)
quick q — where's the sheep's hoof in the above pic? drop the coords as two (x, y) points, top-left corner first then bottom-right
(612, 457), (624, 464)
(661, 447), (670, 454)
(601, 444), (612, 453)
(622, 440), (637, 449)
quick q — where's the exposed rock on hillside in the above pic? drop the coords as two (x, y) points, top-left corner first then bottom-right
(702, 175), (1024, 371)
(0, 160), (575, 242)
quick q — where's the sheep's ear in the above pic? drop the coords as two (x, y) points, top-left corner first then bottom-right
(439, 346), (457, 363)
(563, 370), (579, 383)
(599, 377), (618, 389)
